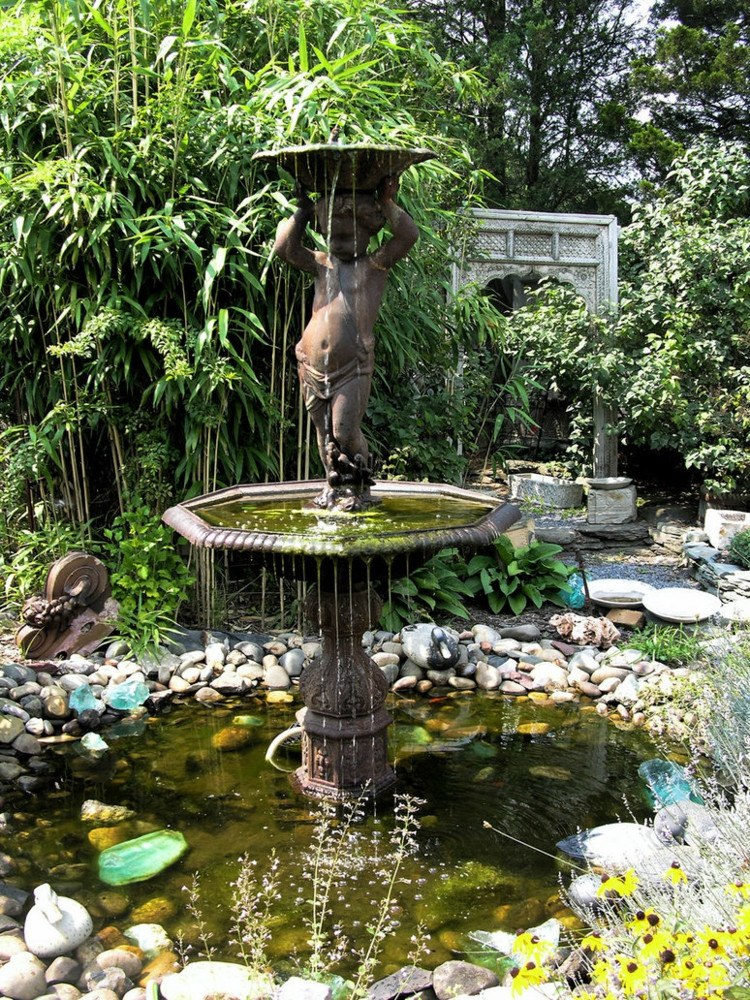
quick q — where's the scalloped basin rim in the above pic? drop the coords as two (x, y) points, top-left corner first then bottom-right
(162, 480), (520, 560)
(252, 143), (438, 193)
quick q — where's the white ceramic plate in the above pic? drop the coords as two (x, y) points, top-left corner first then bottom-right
(586, 477), (633, 490)
(720, 598), (750, 623)
(588, 578), (656, 608)
(642, 587), (721, 623)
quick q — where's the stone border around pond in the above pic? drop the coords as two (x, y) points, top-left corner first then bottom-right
(0, 616), (706, 801)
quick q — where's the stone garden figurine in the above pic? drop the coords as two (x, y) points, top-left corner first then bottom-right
(273, 175), (418, 511)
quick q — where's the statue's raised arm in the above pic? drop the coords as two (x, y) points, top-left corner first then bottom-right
(273, 186), (318, 274)
(370, 175), (419, 271)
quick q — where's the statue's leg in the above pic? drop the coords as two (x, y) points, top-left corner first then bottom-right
(330, 376), (370, 468)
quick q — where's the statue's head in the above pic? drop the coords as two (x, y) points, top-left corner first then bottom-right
(315, 192), (385, 260)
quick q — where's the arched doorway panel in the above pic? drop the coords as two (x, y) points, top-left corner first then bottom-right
(452, 209), (619, 476)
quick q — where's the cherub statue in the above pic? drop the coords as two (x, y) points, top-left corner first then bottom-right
(273, 176), (418, 510)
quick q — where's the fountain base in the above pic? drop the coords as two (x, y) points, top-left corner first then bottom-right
(292, 705), (394, 801)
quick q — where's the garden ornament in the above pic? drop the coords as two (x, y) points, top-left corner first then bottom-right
(15, 551), (119, 660)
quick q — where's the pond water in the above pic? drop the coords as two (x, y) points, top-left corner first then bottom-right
(6, 691), (660, 981)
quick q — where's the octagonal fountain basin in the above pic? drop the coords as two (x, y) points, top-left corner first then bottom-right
(252, 142), (437, 193)
(162, 480), (521, 580)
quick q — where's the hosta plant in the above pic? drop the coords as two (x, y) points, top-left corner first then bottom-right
(465, 537), (573, 616)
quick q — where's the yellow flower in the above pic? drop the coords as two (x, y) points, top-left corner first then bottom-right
(592, 958), (612, 984)
(597, 869), (640, 897)
(727, 881), (750, 901)
(637, 928), (672, 962)
(703, 960), (731, 989)
(695, 927), (730, 961)
(616, 955), (650, 994)
(628, 908), (662, 933)
(664, 861), (688, 885)
(509, 961), (549, 995)
(581, 930), (607, 952)
(513, 930), (555, 963)
(673, 956), (699, 985)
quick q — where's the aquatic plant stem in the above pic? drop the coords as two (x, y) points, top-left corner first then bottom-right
(482, 820), (587, 872)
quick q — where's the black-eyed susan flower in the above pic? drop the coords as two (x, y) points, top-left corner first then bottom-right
(509, 960), (548, 994)
(616, 955), (649, 992)
(596, 868), (639, 897)
(512, 930), (555, 963)
(581, 930), (607, 952)
(628, 908), (661, 933)
(664, 860), (688, 886)
(638, 928), (672, 962)
(727, 881), (750, 901)
(695, 927), (730, 961)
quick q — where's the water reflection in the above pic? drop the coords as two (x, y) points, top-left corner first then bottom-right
(8, 694), (657, 977)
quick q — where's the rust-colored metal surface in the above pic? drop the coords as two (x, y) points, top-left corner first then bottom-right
(252, 143), (436, 193)
(162, 479), (520, 578)
(16, 551), (119, 660)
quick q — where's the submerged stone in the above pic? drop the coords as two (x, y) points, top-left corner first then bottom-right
(211, 726), (255, 751)
(232, 714), (264, 728)
(98, 830), (188, 885)
(80, 732), (109, 754)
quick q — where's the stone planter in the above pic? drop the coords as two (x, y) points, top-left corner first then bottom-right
(704, 508), (750, 550)
(508, 473), (583, 509)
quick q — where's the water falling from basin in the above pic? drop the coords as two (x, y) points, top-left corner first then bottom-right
(163, 144), (521, 800)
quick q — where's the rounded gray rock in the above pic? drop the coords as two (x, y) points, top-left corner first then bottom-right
(0, 951), (48, 1000)
(432, 959), (499, 1000)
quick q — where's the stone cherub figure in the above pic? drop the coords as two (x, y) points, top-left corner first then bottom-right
(273, 175), (418, 511)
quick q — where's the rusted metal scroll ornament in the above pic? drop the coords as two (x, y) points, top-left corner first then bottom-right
(16, 552), (119, 660)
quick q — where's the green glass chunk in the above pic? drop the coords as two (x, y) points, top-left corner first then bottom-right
(98, 830), (188, 886)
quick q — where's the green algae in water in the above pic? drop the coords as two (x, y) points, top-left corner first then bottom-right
(194, 495), (493, 538)
(14, 696), (661, 978)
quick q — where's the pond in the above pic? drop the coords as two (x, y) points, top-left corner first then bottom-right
(4, 690), (660, 981)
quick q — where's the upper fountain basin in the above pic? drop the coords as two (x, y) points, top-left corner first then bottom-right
(252, 143), (437, 193)
(162, 480), (520, 578)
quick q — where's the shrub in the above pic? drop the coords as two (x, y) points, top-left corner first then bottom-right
(729, 528), (750, 569)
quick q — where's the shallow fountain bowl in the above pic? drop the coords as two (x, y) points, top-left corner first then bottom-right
(162, 480), (520, 581)
(252, 143), (437, 193)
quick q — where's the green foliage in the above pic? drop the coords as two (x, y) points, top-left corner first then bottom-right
(380, 537), (573, 629)
(380, 549), (474, 632)
(465, 537), (573, 616)
(498, 282), (617, 474)
(729, 528), (750, 570)
(631, 0), (750, 173)
(0, 519), (93, 608)
(616, 140), (750, 496)
(370, 282), (537, 483)
(627, 622), (705, 666)
(415, 0), (644, 214)
(103, 504), (195, 652)
(497, 141), (750, 495)
(0, 0), (501, 540)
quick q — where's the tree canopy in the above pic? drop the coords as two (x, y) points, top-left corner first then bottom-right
(411, 0), (646, 215)
(632, 0), (750, 173)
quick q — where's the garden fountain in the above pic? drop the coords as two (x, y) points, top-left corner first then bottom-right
(163, 143), (520, 800)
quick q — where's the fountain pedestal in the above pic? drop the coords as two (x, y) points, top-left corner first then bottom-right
(293, 583), (393, 800)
